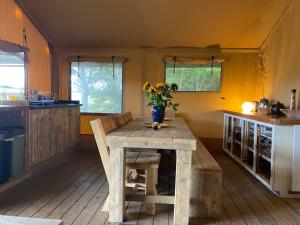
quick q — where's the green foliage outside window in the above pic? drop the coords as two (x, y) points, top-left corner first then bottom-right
(71, 62), (123, 113)
(165, 63), (222, 92)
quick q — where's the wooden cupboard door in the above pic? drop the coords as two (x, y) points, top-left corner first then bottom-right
(62, 108), (70, 150)
(74, 107), (80, 146)
(28, 109), (51, 166)
(28, 107), (80, 167)
(51, 108), (64, 156)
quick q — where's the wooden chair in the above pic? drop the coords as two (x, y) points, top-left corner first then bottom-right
(115, 112), (159, 184)
(90, 116), (161, 215)
(113, 112), (133, 127)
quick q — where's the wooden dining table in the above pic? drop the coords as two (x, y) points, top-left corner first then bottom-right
(106, 117), (197, 225)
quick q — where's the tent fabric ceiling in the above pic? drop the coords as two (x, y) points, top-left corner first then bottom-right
(17, 0), (291, 49)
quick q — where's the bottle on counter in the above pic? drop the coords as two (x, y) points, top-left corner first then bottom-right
(290, 89), (297, 110)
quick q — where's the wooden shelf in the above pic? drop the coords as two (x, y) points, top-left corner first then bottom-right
(248, 147), (254, 152)
(259, 133), (272, 139)
(259, 154), (271, 162)
(243, 162), (253, 171)
(257, 172), (271, 183)
(224, 113), (274, 193)
(235, 140), (241, 145)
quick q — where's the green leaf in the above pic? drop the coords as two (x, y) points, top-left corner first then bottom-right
(172, 105), (178, 112)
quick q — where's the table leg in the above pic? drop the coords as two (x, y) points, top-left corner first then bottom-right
(174, 150), (192, 225)
(145, 168), (156, 215)
(109, 147), (126, 222)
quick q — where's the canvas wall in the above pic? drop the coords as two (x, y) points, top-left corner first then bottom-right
(0, 0), (260, 139)
(57, 48), (258, 138)
(256, 0), (300, 107)
(0, 0), (51, 93)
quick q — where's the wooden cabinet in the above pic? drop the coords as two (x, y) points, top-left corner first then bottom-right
(28, 106), (80, 167)
(224, 112), (300, 198)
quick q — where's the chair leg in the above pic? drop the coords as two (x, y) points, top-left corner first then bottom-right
(145, 168), (156, 215)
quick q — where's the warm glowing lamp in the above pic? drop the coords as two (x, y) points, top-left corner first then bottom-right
(15, 8), (22, 19)
(45, 47), (50, 54)
(242, 101), (256, 114)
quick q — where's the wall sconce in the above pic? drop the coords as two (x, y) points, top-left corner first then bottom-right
(242, 101), (257, 114)
(15, 8), (22, 20)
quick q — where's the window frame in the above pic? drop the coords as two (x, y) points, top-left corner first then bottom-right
(163, 61), (223, 93)
(69, 59), (125, 115)
(0, 39), (28, 99)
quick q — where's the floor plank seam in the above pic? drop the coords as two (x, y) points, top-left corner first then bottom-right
(85, 193), (108, 225)
(51, 169), (103, 220)
(19, 162), (98, 218)
(41, 164), (100, 219)
(69, 173), (107, 225)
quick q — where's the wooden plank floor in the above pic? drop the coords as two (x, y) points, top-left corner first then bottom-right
(1, 141), (300, 225)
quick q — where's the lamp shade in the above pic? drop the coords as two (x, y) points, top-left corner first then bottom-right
(242, 101), (256, 114)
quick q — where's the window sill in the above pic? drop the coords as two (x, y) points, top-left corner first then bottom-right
(80, 112), (122, 116)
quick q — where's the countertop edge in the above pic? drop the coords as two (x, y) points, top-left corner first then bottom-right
(224, 110), (300, 126)
(0, 104), (80, 111)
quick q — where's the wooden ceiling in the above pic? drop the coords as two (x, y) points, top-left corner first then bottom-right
(17, 0), (291, 49)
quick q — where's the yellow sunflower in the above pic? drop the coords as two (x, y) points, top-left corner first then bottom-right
(156, 82), (165, 88)
(143, 81), (150, 90)
(148, 86), (158, 93)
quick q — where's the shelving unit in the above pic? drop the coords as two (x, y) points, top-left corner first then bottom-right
(223, 113), (274, 191)
(223, 111), (300, 197)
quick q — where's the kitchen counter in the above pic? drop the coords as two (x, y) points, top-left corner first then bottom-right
(29, 103), (80, 110)
(0, 101), (80, 194)
(0, 102), (80, 111)
(0, 105), (29, 111)
(224, 110), (300, 125)
(27, 105), (80, 167)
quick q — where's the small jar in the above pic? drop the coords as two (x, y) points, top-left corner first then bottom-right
(290, 89), (297, 110)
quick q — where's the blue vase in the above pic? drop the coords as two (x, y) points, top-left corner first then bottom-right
(152, 106), (165, 123)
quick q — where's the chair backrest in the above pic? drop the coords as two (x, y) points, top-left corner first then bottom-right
(90, 116), (117, 185)
(115, 112), (133, 126)
(112, 116), (122, 127)
(123, 112), (133, 123)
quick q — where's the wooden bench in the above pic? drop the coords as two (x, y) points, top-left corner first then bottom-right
(190, 141), (222, 218)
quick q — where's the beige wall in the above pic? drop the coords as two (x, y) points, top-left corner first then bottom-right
(57, 48), (258, 138)
(142, 50), (258, 138)
(256, 1), (300, 107)
(0, 0), (51, 92)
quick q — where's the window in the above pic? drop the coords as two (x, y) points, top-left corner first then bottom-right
(165, 57), (222, 92)
(71, 60), (123, 113)
(0, 48), (25, 100)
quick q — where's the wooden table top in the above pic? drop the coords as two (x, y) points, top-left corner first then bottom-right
(106, 117), (197, 151)
(224, 110), (300, 125)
